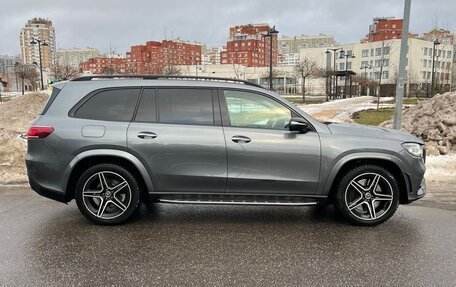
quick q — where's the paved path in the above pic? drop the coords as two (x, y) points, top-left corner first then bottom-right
(0, 186), (455, 286)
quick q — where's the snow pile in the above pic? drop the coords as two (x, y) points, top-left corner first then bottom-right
(395, 92), (456, 155)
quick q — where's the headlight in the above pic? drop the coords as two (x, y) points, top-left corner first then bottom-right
(402, 143), (423, 157)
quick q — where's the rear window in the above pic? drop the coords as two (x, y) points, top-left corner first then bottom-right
(74, 89), (140, 122)
(158, 89), (214, 125)
(40, 87), (61, 115)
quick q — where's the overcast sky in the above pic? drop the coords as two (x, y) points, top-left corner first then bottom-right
(1, 0), (455, 55)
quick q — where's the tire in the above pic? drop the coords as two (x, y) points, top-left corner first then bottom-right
(75, 163), (140, 225)
(334, 165), (400, 226)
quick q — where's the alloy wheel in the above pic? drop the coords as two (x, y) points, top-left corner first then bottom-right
(82, 171), (132, 220)
(344, 172), (394, 221)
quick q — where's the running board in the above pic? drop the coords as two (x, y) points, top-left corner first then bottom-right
(158, 198), (319, 206)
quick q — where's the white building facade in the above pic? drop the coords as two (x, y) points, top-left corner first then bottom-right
(301, 38), (454, 96)
(56, 48), (100, 68)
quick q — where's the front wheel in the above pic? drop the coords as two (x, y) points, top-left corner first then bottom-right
(335, 165), (400, 226)
(75, 163), (140, 225)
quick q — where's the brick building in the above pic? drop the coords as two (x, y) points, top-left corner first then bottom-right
(220, 24), (278, 67)
(80, 39), (201, 74)
(362, 17), (403, 43)
(80, 57), (127, 74)
(126, 40), (201, 74)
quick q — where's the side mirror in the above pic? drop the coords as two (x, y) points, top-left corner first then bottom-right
(288, 118), (309, 133)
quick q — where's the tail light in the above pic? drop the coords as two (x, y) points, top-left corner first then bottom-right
(27, 126), (54, 139)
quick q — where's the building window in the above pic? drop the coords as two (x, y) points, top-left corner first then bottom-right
(362, 49), (369, 57)
(347, 62), (352, 70)
(375, 48), (382, 56)
(424, 47), (428, 56)
(339, 63), (345, 70)
(382, 71), (389, 79)
(375, 59), (381, 68)
(447, 51), (452, 58)
(370, 49), (374, 57)
(383, 46), (390, 55)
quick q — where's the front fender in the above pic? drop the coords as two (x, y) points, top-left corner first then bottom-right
(318, 152), (407, 195)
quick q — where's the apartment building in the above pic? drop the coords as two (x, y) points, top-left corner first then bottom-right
(80, 39), (201, 74)
(56, 48), (100, 68)
(220, 24), (278, 67)
(362, 17), (403, 43)
(19, 18), (56, 68)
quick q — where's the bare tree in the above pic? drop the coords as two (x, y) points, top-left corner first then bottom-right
(294, 57), (319, 101)
(14, 64), (38, 95)
(52, 65), (80, 81)
(161, 65), (182, 76)
(262, 68), (282, 90)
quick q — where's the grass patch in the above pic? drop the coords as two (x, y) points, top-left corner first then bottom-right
(352, 108), (395, 126)
(378, 98), (422, 105)
(286, 98), (326, 105)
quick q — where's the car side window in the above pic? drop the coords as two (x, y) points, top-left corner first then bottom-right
(135, 89), (157, 123)
(74, 88), (140, 122)
(223, 90), (291, 130)
(158, 89), (214, 125)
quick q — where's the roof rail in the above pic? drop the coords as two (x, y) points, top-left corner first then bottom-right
(71, 74), (266, 89)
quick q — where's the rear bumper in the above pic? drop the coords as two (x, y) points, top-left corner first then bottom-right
(28, 176), (68, 203)
(25, 139), (73, 203)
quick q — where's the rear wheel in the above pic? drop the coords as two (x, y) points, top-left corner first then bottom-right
(75, 163), (140, 225)
(335, 165), (400, 226)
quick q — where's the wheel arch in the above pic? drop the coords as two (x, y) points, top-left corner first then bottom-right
(322, 153), (411, 204)
(63, 149), (154, 202)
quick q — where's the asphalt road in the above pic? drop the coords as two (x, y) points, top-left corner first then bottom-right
(0, 186), (455, 286)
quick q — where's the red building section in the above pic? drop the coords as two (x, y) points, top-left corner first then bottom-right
(220, 24), (278, 67)
(363, 18), (403, 43)
(80, 57), (127, 74)
(80, 40), (201, 74)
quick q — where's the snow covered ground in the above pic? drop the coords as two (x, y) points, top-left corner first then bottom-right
(296, 96), (394, 123)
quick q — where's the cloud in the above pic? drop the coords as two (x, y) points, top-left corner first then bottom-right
(1, 0), (455, 55)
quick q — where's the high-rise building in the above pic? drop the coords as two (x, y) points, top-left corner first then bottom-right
(279, 34), (335, 54)
(56, 48), (100, 68)
(362, 17), (403, 43)
(19, 18), (56, 69)
(220, 24), (278, 67)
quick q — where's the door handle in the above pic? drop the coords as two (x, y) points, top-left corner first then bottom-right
(137, 132), (157, 139)
(232, 135), (251, 143)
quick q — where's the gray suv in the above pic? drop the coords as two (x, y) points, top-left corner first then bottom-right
(26, 75), (426, 226)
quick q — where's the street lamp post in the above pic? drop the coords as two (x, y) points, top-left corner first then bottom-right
(360, 64), (372, 96)
(264, 26), (279, 90)
(430, 39), (441, 98)
(325, 48), (343, 98)
(30, 38), (48, 90)
(339, 50), (356, 98)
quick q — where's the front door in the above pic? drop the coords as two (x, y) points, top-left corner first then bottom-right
(127, 88), (227, 193)
(221, 89), (321, 195)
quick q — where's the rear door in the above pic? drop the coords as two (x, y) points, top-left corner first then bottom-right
(127, 88), (227, 193)
(220, 89), (321, 195)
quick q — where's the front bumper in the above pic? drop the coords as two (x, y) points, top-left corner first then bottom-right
(406, 178), (426, 203)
